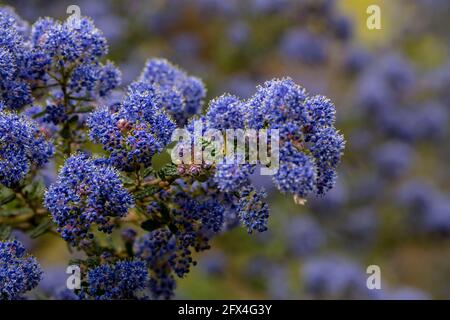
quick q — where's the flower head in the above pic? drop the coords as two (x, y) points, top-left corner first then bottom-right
(44, 153), (134, 245)
(0, 109), (54, 187)
(0, 240), (42, 300)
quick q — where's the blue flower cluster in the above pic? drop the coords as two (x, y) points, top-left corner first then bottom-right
(0, 240), (42, 300)
(134, 228), (177, 299)
(30, 15), (120, 99)
(247, 78), (345, 198)
(0, 6), (349, 300)
(0, 9), (35, 109)
(88, 82), (176, 171)
(204, 77), (344, 200)
(139, 58), (206, 126)
(80, 260), (148, 300)
(44, 153), (134, 245)
(0, 108), (54, 187)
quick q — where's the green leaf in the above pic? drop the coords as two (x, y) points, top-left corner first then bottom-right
(68, 115), (79, 124)
(60, 125), (71, 139)
(141, 219), (164, 232)
(152, 150), (172, 172)
(31, 110), (46, 119)
(0, 225), (11, 241)
(195, 174), (209, 182)
(0, 208), (32, 217)
(142, 167), (154, 178)
(159, 203), (171, 222)
(168, 223), (179, 234)
(29, 217), (54, 239)
(134, 185), (159, 200)
(0, 193), (16, 206)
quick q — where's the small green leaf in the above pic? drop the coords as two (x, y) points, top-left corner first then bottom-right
(0, 193), (16, 206)
(195, 174), (209, 182)
(68, 115), (79, 125)
(141, 219), (164, 232)
(60, 125), (71, 139)
(159, 203), (171, 222)
(29, 217), (54, 239)
(152, 151), (173, 171)
(31, 110), (46, 119)
(134, 185), (159, 200)
(142, 167), (154, 178)
(0, 208), (32, 217)
(168, 223), (179, 234)
(0, 225), (11, 240)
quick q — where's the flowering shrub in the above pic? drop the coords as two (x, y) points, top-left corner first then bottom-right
(0, 7), (344, 300)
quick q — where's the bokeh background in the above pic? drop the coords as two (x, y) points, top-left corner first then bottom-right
(3, 0), (450, 299)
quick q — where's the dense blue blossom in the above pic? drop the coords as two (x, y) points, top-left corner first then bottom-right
(44, 153), (134, 245)
(0, 8), (34, 109)
(81, 260), (148, 300)
(206, 94), (246, 130)
(245, 78), (344, 198)
(88, 82), (176, 171)
(29, 14), (120, 122)
(0, 109), (54, 187)
(139, 58), (206, 125)
(0, 240), (42, 300)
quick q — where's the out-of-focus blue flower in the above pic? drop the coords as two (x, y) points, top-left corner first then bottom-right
(301, 256), (371, 299)
(284, 216), (326, 257)
(198, 252), (227, 276)
(373, 141), (414, 179)
(279, 29), (327, 65)
(38, 266), (78, 300)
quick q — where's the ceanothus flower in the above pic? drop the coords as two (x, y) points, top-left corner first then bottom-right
(206, 94), (246, 130)
(80, 260), (148, 300)
(302, 256), (373, 299)
(237, 186), (269, 233)
(0, 8), (35, 109)
(0, 108), (54, 187)
(44, 153), (134, 245)
(88, 82), (176, 171)
(134, 228), (177, 299)
(0, 240), (42, 300)
(279, 29), (327, 65)
(30, 14), (121, 121)
(245, 78), (345, 199)
(139, 58), (206, 125)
